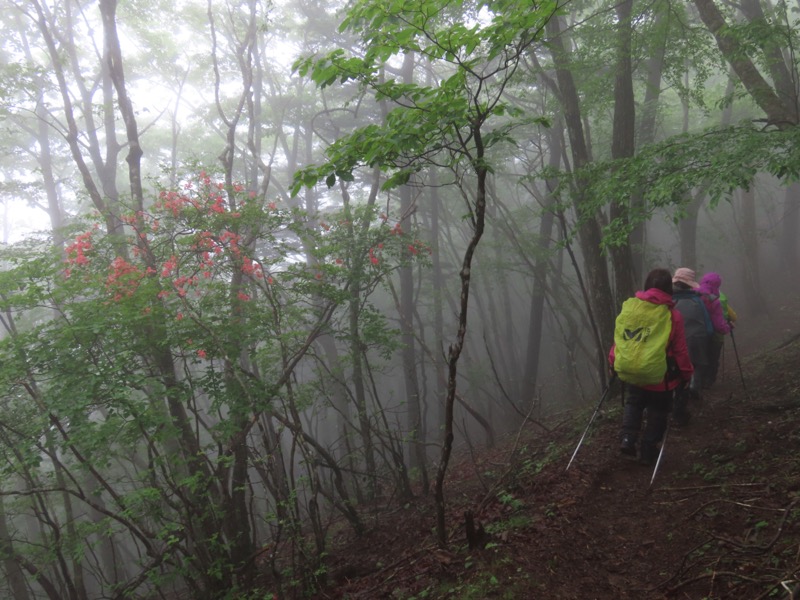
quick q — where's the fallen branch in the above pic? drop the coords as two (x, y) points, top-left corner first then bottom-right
(667, 569), (769, 595)
(711, 497), (800, 555)
(657, 482), (768, 492)
(685, 498), (782, 521)
(650, 539), (712, 591)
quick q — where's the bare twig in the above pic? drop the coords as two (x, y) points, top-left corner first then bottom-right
(650, 539), (713, 591)
(711, 497), (800, 555)
(685, 497), (782, 520)
(657, 482), (768, 492)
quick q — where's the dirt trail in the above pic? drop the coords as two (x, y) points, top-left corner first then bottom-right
(313, 298), (800, 600)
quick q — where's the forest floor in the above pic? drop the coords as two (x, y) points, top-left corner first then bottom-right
(310, 294), (800, 600)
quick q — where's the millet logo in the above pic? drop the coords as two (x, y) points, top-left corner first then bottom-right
(623, 326), (651, 342)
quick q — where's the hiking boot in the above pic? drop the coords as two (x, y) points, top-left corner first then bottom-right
(639, 444), (657, 466)
(620, 435), (636, 456)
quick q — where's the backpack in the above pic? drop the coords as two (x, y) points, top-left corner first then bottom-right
(613, 297), (673, 386)
(673, 290), (713, 337)
(719, 291), (734, 322)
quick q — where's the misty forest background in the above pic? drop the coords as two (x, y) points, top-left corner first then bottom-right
(0, 0), (798, 598)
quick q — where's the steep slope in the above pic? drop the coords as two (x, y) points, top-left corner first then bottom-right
(314, 298), (800, 600)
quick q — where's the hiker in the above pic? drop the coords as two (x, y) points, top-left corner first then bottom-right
(671, 267), (724, 404)
(609, 268), (694, 465)
(697, 272), (734, 388)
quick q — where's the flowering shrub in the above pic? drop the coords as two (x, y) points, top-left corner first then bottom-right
(0, 170), (432, 599)
(51, 171), (429, 393)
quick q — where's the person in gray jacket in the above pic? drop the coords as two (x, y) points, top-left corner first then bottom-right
(671, 267), (713, 415)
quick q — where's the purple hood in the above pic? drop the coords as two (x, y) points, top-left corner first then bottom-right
(698, 272), (722, 296)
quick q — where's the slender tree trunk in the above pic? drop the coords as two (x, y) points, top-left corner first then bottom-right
(99, 0), (144, 212)
(637, 2), (668, 149)
(427, 170), (447, 437)
(476, 235), (517, 391)
(434, 106), (489, 544)
(400, 185), (427, 491)
(348, 278), (377, 501)
(82, 471), (126, 590)
(678, 192), (703, 268)
(35, 105), (65, 248)
(780, 181), (800, 279)
(316, 334), (353, 462)
(546, 14), (616, 378)
(521, 124), (560, 406)
(608, 0), (636, 304)
(398, 53), (428, 492)
(30, 0), (122, 240)
(0, 493), (32, 600)
(631, 0), (668, 280)
(677, 68), (707, 272)
(738, 187), (768, 314)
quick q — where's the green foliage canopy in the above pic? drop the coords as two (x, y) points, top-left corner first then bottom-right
(291, 0), (555, 195)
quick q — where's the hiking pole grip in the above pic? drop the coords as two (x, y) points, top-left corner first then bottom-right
(566, 373), (617, 471)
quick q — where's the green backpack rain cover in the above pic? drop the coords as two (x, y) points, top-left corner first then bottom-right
(613, 297), (672, 386)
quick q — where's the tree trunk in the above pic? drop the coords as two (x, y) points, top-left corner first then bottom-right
(521, 123), (560, 407)
(30, 0), (123, 242)
(739, 0), (798, 118)
(434, 120), (489, 546)
(99, 0), (144, 213)
(398, 53), (427, 492)
(546, 14), (616, 378)
(678, 192), (703, 268)
(34, 87), (65, 248)
(780, 181), (800, 279)
(0, 493), (31, 600)
(316, 334), (354, 463)
(693, 0), (796, 126)
(631, 0), (669, 280)
(608, 0), (637, 304)
(737, 187), (768, 314)
(103, 3), (243, 592)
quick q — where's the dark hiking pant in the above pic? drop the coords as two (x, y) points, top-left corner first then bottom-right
(706, 333), (724, 388)
(686, 334), (711, 395)
(620, 385), (672, 460)
(672, 387), (691, 426)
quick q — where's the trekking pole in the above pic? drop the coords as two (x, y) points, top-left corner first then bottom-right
(650, 420), (670, 486)
(566, 373), (617, 471)
(729, 327), (749, 398)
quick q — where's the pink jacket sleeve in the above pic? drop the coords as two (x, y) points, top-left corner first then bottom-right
(703, 295), (731, 334)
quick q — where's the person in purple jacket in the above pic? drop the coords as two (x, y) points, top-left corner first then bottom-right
(697, 272), (732, 388)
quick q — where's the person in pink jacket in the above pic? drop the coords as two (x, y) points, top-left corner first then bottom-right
(697, 272), (732, 388)
(697, 272), (731, 336)
(609, 268), (694, 465)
